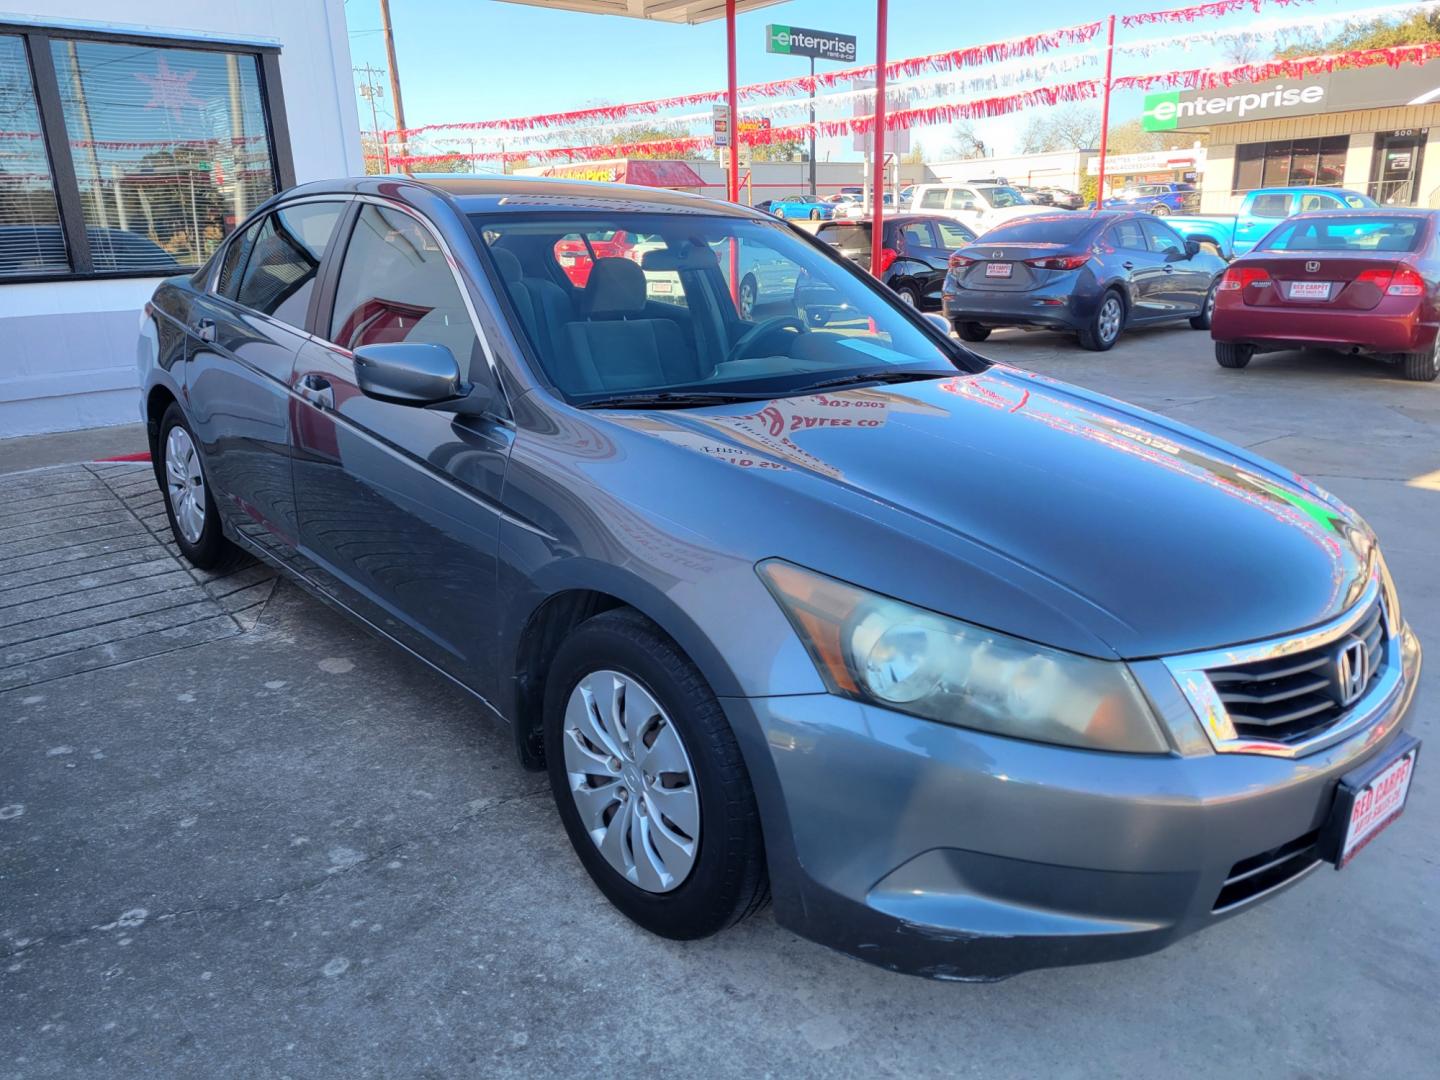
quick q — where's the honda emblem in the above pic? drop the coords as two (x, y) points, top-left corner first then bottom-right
(1305, 260), (1321, 273)
(1333, 637), (1369, 707)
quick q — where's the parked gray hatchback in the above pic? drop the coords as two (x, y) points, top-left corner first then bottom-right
(139, 176), (1422, 980)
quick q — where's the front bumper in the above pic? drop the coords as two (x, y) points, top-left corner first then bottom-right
(723, 621), (1422, 981)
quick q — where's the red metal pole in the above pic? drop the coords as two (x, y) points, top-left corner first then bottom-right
(726, 0), (739, 204)
(1095, 14), (1116, 210)
(869, 0), (888, 277)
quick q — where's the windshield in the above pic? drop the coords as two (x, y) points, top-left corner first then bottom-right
(978, 186), (1026, 208)
(1258, 216), (1423, 253)
(472, 212), (962, 406)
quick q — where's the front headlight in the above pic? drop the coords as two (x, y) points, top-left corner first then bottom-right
(758, 560), (1168, 754)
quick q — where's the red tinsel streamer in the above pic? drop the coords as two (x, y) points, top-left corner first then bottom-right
(388, 80), (1100, 167)
(1121, 0), (1314, 28)
(390, 20), (1103, 139)
(1114, 41), (1440, 90)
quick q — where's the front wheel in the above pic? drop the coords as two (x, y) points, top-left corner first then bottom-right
(1078, 291), (1125, 351)
(809, 209), (821, 220)
(1190, 282), (1218, 330)
(156, 403), (247, 571)
(1398, 338), (1440, 381)
(1215, 342), (1254, 369)
(955, 321), (991, 342)
(544, 609), (768, 940)
(738, 274), (758, 320)
(1151, 204), (1171, 217)
(893, 283), (919, 308)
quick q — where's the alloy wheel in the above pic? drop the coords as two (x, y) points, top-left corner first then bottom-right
(897, 287), (917, 307)
(164, 426), (206, 544)
(562, 670), (700, 893)
(1098, 296), (1123, 344)
(739, 280), (756, 320)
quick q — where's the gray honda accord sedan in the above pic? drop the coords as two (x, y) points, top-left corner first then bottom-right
(138, 176), (1421, 980)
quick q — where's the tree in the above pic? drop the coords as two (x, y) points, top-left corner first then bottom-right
(747, 137), (804, 162)
(1275, 11), (1440, 58)
(947, 121), (989, 159)
(1015, 104), (1102, 153)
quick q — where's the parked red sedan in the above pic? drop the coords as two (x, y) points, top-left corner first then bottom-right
(1210, 209), (1440, 381)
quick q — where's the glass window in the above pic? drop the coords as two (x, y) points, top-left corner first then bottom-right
(951, 188), (978, 208)
(1251, 193), (1293, 219)
(984, 215), (1096, 244)
(1299, 192), (1344, 212)
(1258, 216), (1423, 253)
(470, 211), (960, 405)
(330, 204), (480, 378)
(1262, 142), (1293, 187)
(934, 219), (975, 248)
(1289, 140), (1320, 185)
(216, 217), (262, 298)
(1234, 143), (1265, 193)
(899, 221), (934, 249)
(1142, 218), (1185, 256)
(0, 34), (69, 277)
(1108, 219), (1148, 251)
(1317, 136), (1348, 186)
(919, 189), (947, 209)
(233, 202), (344, 327)
(49, 38), (277, 272)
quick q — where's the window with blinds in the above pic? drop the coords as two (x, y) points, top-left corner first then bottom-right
(0, 34), (69, 277)
(49, 38), (277, 273)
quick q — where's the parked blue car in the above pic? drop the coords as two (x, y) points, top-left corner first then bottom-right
(766, 194), (836, 220)
(1092, 182), (1199, 216)
(1166, 186), (1377, 259)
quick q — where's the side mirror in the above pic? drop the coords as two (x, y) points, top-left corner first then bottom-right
(924, 313), (952, 336)
(354, 342), (469, 407)
(1184, 239), (1202, 258)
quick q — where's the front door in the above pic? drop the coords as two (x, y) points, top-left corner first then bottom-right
(290, 200), (512, 698)
(1371, 130), (1427, 205)
(1141, 217), (1210, 314)
(1106, 218), (1166, 320)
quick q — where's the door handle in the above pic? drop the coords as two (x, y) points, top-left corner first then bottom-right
(193, 317), (216, 343)
(296, 373), (334, 410)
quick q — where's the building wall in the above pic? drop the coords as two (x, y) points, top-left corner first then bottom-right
(1196, 104), (1440, 213)
(1, 0), (363, 439)
(926, 150), (1094, 192)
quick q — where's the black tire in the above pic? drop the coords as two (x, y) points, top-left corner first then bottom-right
(1215, 342), (1254, 369)
(1151, 204), (1171, 217)
(1398, 340), (1440, 382)
(1190, 281), (1218, 330)
(738, 274), (758, 320)
(155, 403), (247, 571)
(955, 322), (991, 342)
(543, 608), (768, 940)
(1078, 290), (1125, 351)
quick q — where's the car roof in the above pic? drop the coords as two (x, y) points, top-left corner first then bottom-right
(1251, 186), (1369, 198)
(1284, 208), (1438, 218)
(269, 174), (767, 220)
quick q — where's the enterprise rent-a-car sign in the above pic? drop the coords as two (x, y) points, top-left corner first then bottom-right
(766, 25), (857, 62)
(1144, 57), (1440, 130)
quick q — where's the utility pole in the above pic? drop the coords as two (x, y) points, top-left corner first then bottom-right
(354, 63), (387, 172)
(378, 0), (409, 169)
(807, 55), (817, 201)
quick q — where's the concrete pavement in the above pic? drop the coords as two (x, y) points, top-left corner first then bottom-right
(3, 327), (1437, 1078)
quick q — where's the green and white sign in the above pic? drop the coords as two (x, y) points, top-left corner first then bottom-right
(766, 25), (856, 62)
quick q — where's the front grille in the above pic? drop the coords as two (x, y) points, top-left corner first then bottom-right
(1213, 830), (1321, 913)
(1205, 598), (1387, 745)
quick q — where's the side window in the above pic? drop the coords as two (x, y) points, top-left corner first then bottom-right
(234, 202), (345, 327)
(216, 219), (263, 299)
(935, 220), (975, 248)
(1251, 193), (1293, 219)
(1300, 192), (1343, 212)
(899, 221), (935, 249)
(1109, 220), (1148, 251)
(920, 189), (948, 209)
(1142, 219), (1185, 257)
(953, 188), (978, 208)
(329, 203), (480, 379)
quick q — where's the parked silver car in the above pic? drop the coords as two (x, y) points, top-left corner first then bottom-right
(139, 176), (1422, 980)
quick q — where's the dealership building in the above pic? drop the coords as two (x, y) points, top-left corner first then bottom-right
(1146, 57), (1440, 212)
(1, 0), (361, 438)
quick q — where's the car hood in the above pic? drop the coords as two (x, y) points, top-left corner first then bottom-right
(611, 368), (1376, 660)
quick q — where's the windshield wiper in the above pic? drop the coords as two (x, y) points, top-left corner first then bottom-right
(577, 390), (770, 410)
(792, 369), (950, 393)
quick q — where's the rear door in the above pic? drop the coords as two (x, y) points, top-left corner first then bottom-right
(290, 199), (513, 692)
(1105, 217), (1167, 319)
(1235, 192), (1295, 253)
(184, 198), (349, 569)
(895, 219), (948, 304)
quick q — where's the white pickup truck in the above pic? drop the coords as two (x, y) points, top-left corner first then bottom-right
(907, 182), (1052, 232)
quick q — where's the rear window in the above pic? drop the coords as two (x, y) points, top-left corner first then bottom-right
(817, 223), (869, 251)
(981, 216), (1097, 243)
(1258, 217), (1424, 253)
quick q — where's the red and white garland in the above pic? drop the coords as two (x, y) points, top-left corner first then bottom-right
(1115, 40), (1440, 89)
(1121, 0), (1314, 27)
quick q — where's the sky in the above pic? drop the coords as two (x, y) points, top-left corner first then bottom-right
(344, 0), (1401, 161)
